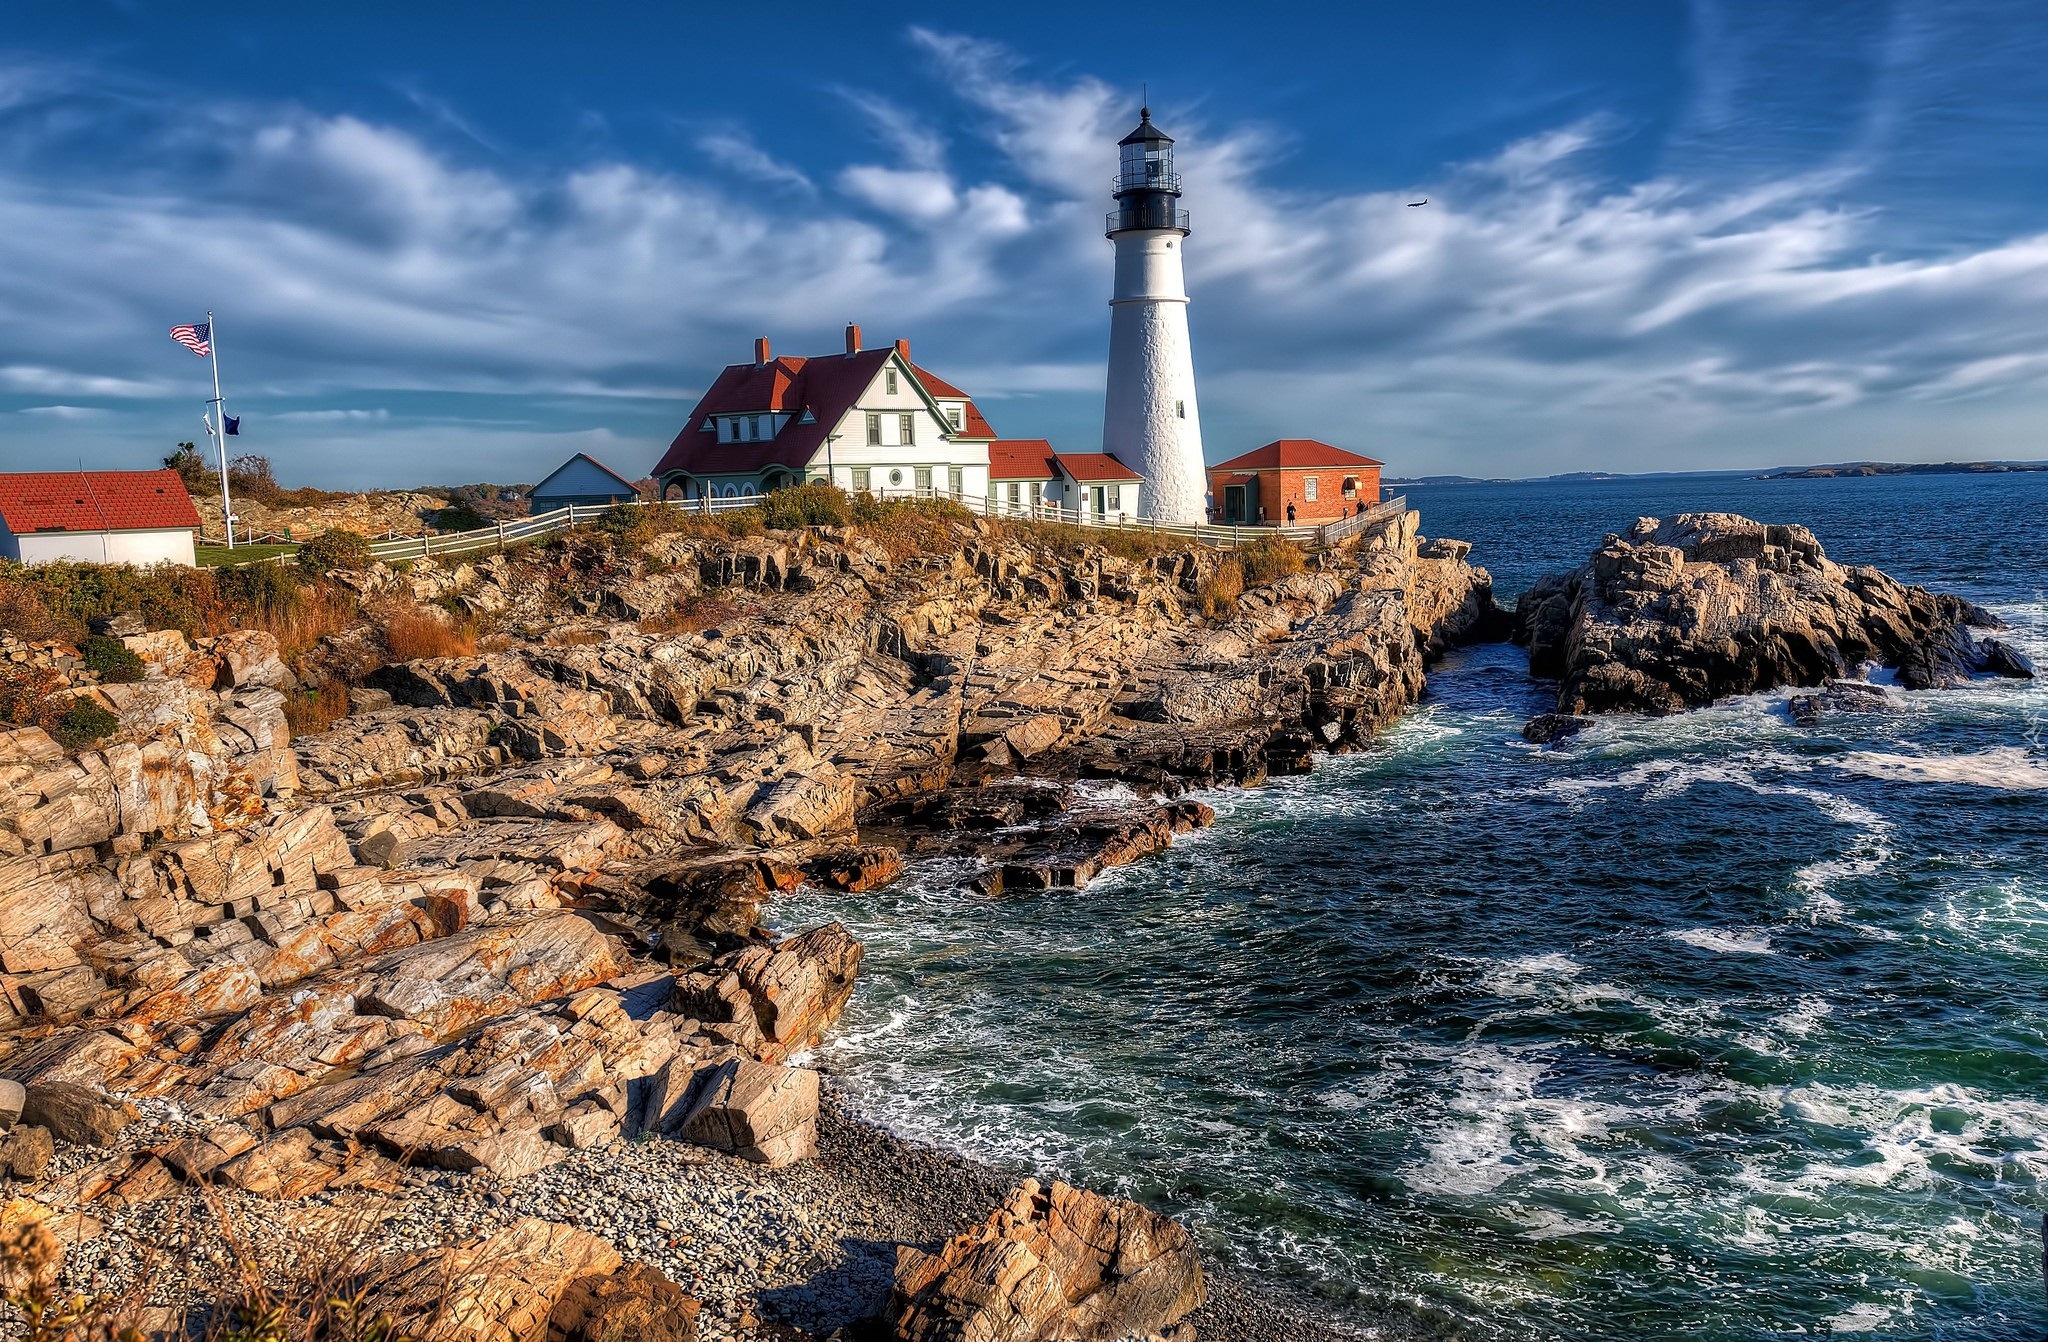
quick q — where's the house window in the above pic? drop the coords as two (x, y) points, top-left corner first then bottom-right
(899, 413), (915, 446)
(948, 466), (964, 495)
(1108, 485), (1121, 509)
(866, 412), (882, 445)
(1007, 481), (1021, 506)
(886, 369), (898, 394)
(948, 405), (963, 430)
(888, 468), (904, 487)
(852, 467), (871, 492)
(1343, 476), (1359, 498)
(914, 466), (932, 495)
(1305, 477), (1319, 502)
(1028, 482), (1042, 508)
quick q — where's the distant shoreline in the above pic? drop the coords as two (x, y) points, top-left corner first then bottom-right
(1386, 461), (2048, 487)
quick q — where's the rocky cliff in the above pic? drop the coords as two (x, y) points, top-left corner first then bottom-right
(0, 505), (1494, 1340)
(1515, 513), (2034, 716)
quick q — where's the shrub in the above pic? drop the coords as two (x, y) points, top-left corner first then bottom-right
(296, 529), (374, 576)
(0, 664), (63, 728)
(757, 483), (852, 530)
(0, 560), (226, 641)
(215, 561), (304, 621)
(1238, 534), (1305, 586)
(431, 501), (491, 532)
(165, 441), (212, 490)
(79, 634), (145, 683)
(50, 696), (118, 749)
(382, 610), (476, 662)
(848, 494), (974, 563)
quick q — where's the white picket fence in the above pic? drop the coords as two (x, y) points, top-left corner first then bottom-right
(210, 489), (1409, 566)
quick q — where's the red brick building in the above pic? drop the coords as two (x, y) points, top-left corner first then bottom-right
(1208, 440), (1383, 526)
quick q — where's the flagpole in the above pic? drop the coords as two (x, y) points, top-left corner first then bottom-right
(208, 309), (234, 549)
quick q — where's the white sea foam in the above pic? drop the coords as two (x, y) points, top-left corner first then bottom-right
(1666, 927), (1776, 955)
(1839, 746), (2048, 790)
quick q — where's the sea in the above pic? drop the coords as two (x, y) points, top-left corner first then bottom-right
(776, 472), (2048, 1341)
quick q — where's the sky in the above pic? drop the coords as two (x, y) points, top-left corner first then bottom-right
(2, 0), (2046, 487)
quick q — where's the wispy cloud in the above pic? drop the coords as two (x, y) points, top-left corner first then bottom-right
(18, 404), (106, 418)
(271, 408), (391, 421)
(695, 129), (815, 194)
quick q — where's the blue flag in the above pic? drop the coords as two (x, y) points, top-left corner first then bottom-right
(224, 415), (241, 436)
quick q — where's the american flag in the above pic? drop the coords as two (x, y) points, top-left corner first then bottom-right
(169, 322), (211, 357)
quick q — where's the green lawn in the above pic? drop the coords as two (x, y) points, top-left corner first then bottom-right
(196, 542), (299, 567)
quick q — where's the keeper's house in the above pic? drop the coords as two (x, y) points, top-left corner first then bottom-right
(652, 326), (997, 503)
(529, 452), (644, 514)
(0, 469), (201, 566)
(987, 440), (1144, 523)
(1209, 440), (1383, 526)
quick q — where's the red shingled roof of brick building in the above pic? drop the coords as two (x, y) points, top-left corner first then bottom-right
(0, 470), (202, 535)
(1211, 440), (1384, 470)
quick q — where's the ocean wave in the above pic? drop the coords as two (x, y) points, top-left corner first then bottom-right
(1838, 746), (2048, 790)
(1666, 927), (1776, 955)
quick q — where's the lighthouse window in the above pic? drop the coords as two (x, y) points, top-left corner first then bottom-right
(866, 413), (882, 445)
(1176, 400), (1185, 419)
(747, 415), (762, 441)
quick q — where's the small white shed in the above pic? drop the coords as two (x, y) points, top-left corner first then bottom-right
(0, 469), (202, 566)
(530, 453), (645, 513)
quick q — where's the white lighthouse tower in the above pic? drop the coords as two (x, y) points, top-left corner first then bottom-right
(1102, 108), (1207, 523)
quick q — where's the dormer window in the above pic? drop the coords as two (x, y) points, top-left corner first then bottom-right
(947, 406), (963, 430)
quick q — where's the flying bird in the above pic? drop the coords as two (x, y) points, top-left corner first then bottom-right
(1408, 199), (1428, 207)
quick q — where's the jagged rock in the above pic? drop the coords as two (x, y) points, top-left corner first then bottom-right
(805, 845), (904, 893)
(1981, 639), (2037, 679)
(669, 923), (861, 1064)
(1788, 679), (1897, 726)
(676, 1058), (819, 1166)
(89, 612), (146, 638)
(0, 1079), (22, 1131)
(547, 1262), (700, 1342)
(369, 1217), (625, 1342)
(1, 1125), (54, 1179)
(889, 1178), (1205, 1342)
(1516, 514), (2019, 715)
(1522, 713), (1594, 745)
(22, 1083), (136, 1147)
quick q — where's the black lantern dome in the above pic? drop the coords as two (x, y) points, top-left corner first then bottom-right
(1109, 107), (1189, 235)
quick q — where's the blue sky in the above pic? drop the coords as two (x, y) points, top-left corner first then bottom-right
(2, 0), (2045, 486)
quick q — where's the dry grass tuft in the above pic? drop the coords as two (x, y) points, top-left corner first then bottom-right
(1196, 558), (1245, 619)
(282, 680), (353, 737)
(1237, 534), (1306, 586)
(381, 610), (477, 662)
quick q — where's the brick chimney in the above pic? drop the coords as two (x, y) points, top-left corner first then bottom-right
(754, 337), (771, 366)
(844, 323), (862, 356)
(894, 338), (911, 360)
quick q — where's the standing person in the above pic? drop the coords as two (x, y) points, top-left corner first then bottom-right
(1357, 499), (1367, 516)
(1286, 501), (1296, 525)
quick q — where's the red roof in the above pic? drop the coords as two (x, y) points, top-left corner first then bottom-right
(0, 470), (202, 535)
(988, 439), (1058, 480)
(1054, 453), (1141, 483)
(652, 345), (1000, 478)
(1210, 439), (1385, 471)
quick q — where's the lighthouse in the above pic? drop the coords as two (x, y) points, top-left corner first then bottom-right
(1102, 108), (1207, 523)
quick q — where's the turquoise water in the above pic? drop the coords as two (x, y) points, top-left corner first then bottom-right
(779, 473), (2048, 1340)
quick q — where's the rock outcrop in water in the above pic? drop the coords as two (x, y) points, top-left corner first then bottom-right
(0, 504), (1495, 1337)
(1515, 513), (2033, 716)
